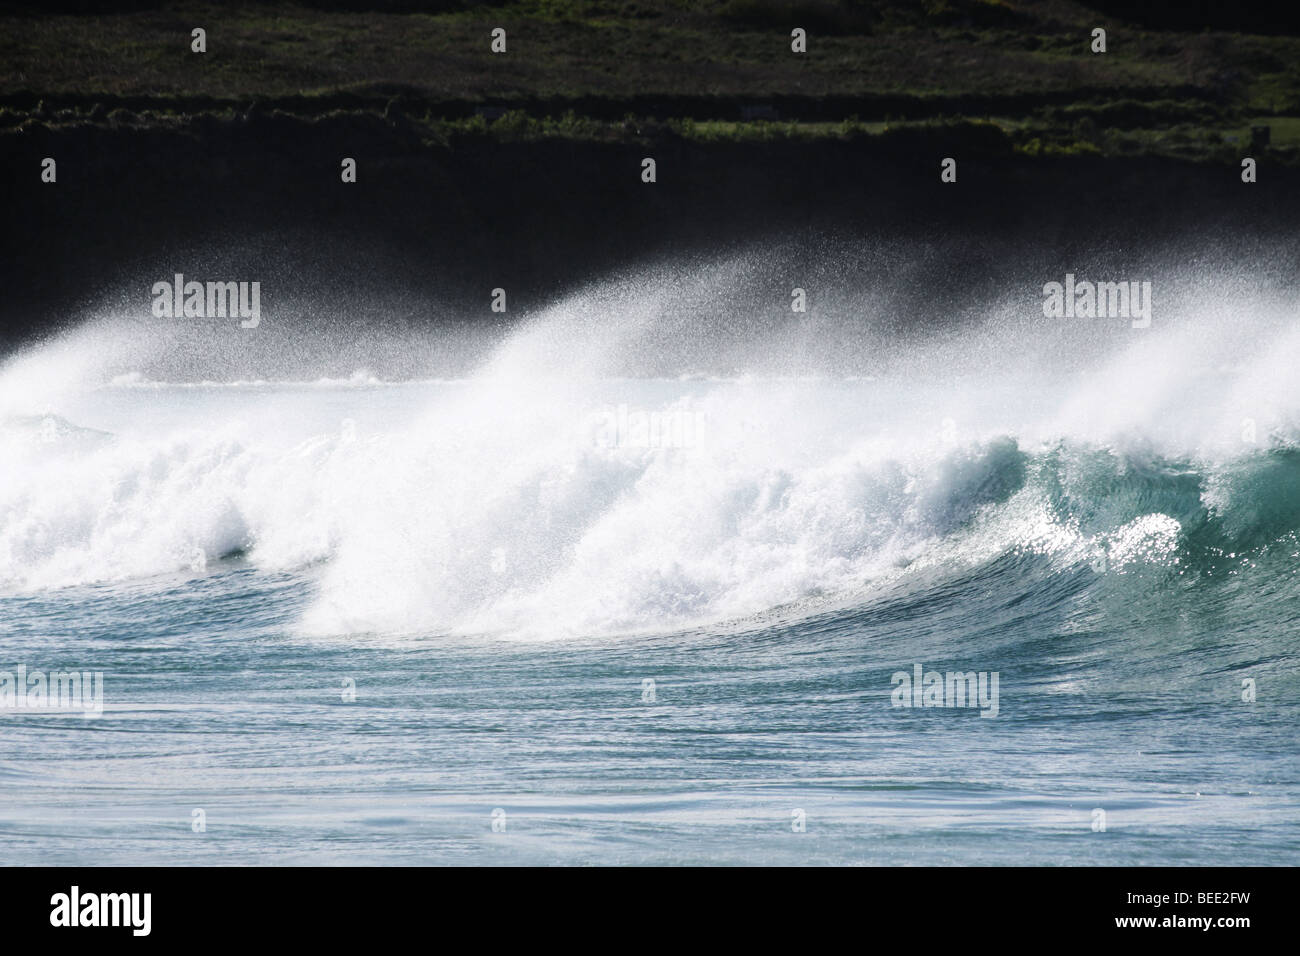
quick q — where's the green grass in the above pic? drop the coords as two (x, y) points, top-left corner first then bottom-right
(3, 1), (1295, 104)
(3, 1), (1300, 164)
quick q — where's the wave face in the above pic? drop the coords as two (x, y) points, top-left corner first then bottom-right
(1, 253), (1299, 642)
(2, 250), (1299, 866)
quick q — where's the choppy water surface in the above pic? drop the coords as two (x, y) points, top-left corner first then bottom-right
(2, 261), (1298, 864)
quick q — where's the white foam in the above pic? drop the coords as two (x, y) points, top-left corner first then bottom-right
(1, 256), (1297, 637)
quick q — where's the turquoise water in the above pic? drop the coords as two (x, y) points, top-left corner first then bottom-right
(2, 546), (1297, 865)
(2, 286), (1299, 865)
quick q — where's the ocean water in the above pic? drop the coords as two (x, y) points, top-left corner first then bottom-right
(1, 264), (1299, 865)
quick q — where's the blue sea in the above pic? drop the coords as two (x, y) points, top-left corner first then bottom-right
(2, 276), (1299, 865)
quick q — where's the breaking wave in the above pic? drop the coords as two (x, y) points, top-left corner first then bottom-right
(1, 251), (1298, 639)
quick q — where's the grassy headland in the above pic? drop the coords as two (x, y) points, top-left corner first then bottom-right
(2, 0), (1299, 162)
